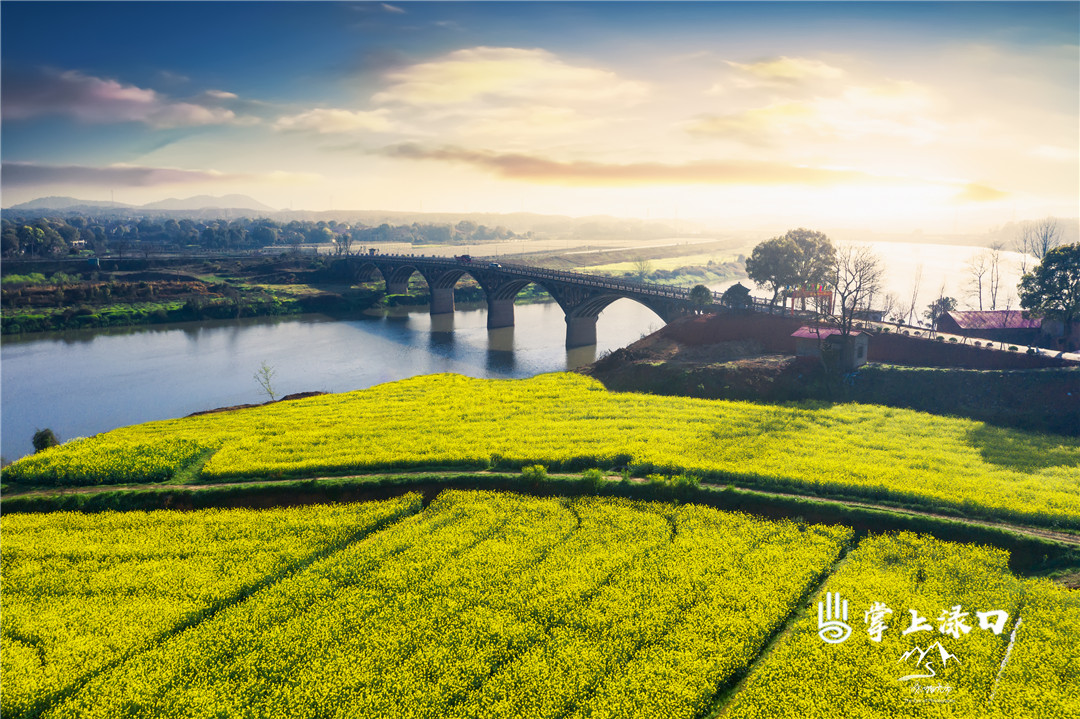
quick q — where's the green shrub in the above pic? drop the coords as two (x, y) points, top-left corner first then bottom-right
(581, 468), (605, 493)
(521, 464), (547, 481)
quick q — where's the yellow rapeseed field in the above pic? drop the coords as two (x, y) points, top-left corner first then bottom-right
(43, 491), (850, 719)
(5, 373), (1077, 528)
(2, 493), (1074, 718)
(721, 533), (1079, 718)
(0, 496), (421, 719)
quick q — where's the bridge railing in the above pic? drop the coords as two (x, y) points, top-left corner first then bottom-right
(365, 253), (697, 300)
(362, 254), (820, 319)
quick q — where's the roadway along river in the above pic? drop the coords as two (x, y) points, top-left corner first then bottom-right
(1, 299), (666, 462)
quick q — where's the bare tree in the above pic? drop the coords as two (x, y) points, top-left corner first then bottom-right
(905, 264), (923, 326)
(825, 244), (885, 336)
(966, 251), (989, 310)
(988, 242), (1003, 310)
(254, 361), (278, 402)
(894, 298), (912, 327)
(1015, 217), (1061, 273)
(631, 257), (654, 282)
(878, 292), (898, 324)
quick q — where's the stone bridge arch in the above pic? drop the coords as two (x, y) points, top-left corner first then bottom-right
(551, 287), (684, 347)
(345, 255), (697, 347)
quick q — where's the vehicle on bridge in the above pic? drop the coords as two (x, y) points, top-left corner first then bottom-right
(454, 254), (472, 263)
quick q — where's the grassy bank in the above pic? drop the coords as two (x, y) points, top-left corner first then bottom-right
(4, 472), (1077, 576)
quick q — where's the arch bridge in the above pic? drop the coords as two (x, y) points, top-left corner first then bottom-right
(344, 254), (718, 347)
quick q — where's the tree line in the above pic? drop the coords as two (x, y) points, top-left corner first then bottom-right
(743, 221), (1076, 342)
(0, 214), (527, 259)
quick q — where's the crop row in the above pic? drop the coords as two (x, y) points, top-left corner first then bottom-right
(41, 491), (850, 719)
(5, 373), (1077, 528)
(2, 492), (1075, 718)
(0, 497), (422, 719)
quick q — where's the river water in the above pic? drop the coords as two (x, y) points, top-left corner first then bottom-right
(1, 300), (666, 462)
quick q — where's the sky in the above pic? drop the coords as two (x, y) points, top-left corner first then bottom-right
(2, 1), (1077, 231)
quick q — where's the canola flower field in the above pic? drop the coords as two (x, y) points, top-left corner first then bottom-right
(5, 373), (1078, 529)
(1, 491), (1075, 719)
(721, 533), (1079, 719)
(0, 497), (422, 719)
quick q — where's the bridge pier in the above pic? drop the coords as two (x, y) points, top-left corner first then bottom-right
(565, 315), (598, 348)
(486, 297), (515, 329)
(430, 287), (455, 315)
(387, 280), (409, 296)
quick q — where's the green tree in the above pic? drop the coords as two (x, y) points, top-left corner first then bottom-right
(924, 296), (958, 331)
(689, 284), (712, 312)
(32, 428), (59, 452)
(1019, 243), (1080, 328)
(745, 228), (835, 310)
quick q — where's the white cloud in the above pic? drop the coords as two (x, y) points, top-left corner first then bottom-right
(690, 79), (943, 147)
(723, 56), (846, 88)
(372, 47), (649, 106)
(273, 108), (395, 134)
(1031, 144), (1077, 163)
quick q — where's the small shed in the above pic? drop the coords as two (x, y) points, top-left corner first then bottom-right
(791, 326), (870, 370)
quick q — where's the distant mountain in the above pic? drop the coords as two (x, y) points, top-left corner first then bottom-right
(6, 194), (276, 213)
(139, 194), (276, 212)
(8, 196), (132, 210)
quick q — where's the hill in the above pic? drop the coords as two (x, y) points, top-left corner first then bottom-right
(5, 372), (1077, 530)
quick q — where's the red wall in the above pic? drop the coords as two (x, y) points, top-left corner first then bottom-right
(867, 331), (1069, 369)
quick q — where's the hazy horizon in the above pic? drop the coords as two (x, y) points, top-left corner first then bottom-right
(2, 2), (1077, 233)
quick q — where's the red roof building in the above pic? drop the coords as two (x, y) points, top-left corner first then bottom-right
(939, 310), (1040, 331)
(937, 310), (1041, 344)
(791, 327), (869, 370)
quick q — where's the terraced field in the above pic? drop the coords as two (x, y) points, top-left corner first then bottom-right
(1, 492), (1075, 719)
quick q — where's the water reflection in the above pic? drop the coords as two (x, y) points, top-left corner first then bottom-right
(2, 300), (663, 460)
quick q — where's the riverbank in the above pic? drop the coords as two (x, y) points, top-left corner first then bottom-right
(581, 316), (1080, 436)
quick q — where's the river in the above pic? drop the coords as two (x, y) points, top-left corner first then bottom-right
(1, 300), (665, 462)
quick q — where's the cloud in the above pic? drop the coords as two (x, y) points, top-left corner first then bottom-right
(456, 105), (606, 140)
(372, 47), (649, 106)
(377, 143), (878, 187)
(954, 183), (1009, 203)
(2, 68), (253, 128)
(686, 103), (819, 145)
(689, 80), (942, 146)
(1, 162), (248, 188)
(380, 3), (405, 13)
(1031, 144), (1076, 163)
(728, 56), (846, 84)
(273, 108), (394, 134)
